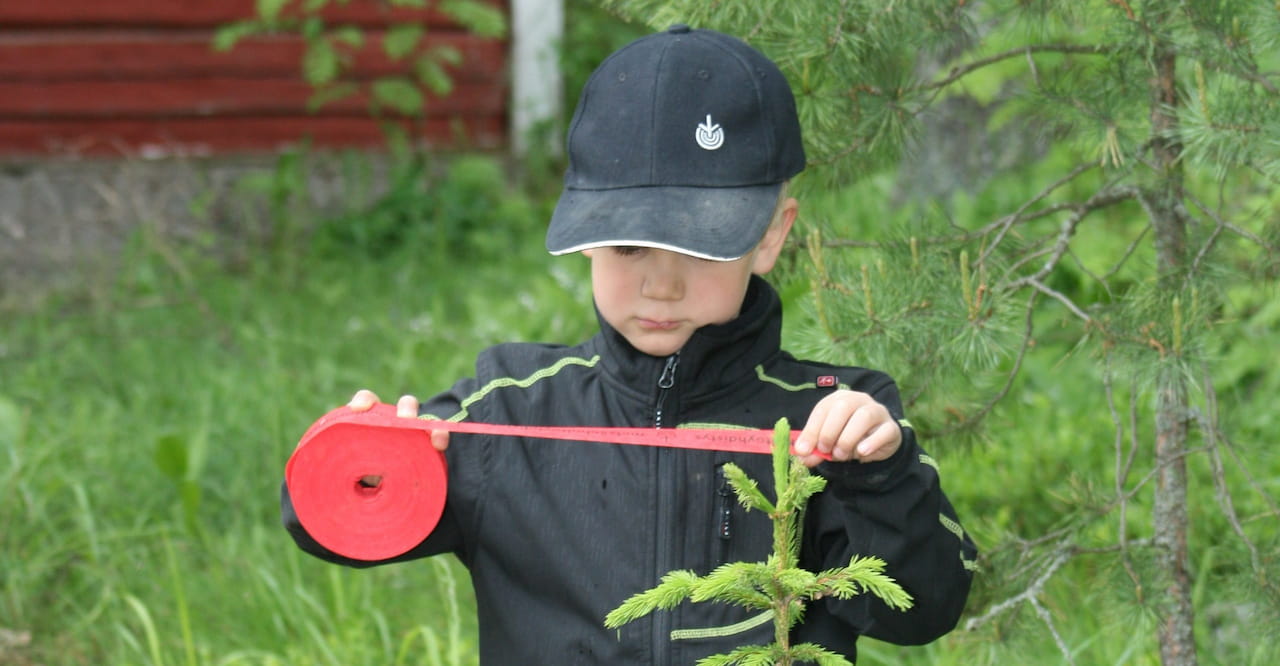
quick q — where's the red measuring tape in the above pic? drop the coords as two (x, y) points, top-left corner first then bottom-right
(286, 403), (813, 561)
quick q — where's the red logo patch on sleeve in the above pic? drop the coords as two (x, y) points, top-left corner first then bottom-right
(817, 375), (838, 388)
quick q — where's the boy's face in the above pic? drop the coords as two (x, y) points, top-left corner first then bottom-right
(584, 198), (797, 357)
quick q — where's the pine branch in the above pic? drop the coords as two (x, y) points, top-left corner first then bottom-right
(1024, 277), (1092, 322)
(603, 570), (700, 628)
(1029, 595), (1076, 666)
(1102, 350), (1146, 596)
(1183, 189), (1278, 253)
(604, 419), (910, 662)
(1188, 51), (1280, 95)
(1197, 363), (1278, 591)
(724, 463), (775, 514)
(923, 290), (1037, 438)
(916, 44), (1115, 95)
(802, 162), (1110, 255)
(977, 162), (1100, 266)
(965, 548), (1073, 632)
(999, 186), (1141, 292)
(1099, 224), (1151, 284)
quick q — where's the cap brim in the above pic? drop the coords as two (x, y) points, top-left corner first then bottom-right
(546, 183), (782, 262)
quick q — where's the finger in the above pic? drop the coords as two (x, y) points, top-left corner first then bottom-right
(798, 452), (827, 468)
(830, 403), (885, 461)
(395, 394), (420, 419)
(854, 420), (902, 462)
(430, 430), (451, 452)
(795, 397), (832, 455)
(813, 399), (860, 456)
(348, 389), (380, 411)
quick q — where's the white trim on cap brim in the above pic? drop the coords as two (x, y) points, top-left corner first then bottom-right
(547, 239), (745, 262)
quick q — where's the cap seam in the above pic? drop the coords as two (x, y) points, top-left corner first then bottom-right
(649, 38), (676, 184)
(699, 32), (776, 181)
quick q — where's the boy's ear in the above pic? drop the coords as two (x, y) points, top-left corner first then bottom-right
(751, 197), (798, 275)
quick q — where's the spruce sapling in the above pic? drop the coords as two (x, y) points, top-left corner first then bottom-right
(604, 418), (913, 665)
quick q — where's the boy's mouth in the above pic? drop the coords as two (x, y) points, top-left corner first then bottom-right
(637, 318), (682, 331)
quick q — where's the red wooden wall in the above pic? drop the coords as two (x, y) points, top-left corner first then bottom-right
(0, 1), (508, 157)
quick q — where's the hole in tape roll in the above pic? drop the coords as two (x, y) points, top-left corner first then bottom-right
(356, 474), (383, 496)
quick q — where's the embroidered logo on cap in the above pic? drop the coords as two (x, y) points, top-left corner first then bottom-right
(695, 115), (724, 150)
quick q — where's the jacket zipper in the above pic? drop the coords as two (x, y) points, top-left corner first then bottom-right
(716, 463), (733, 565)
(653, 352), (679, 664)
(654, 353), (680, 428)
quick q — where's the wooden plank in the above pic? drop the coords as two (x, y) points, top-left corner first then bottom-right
(0, 115), (505, 156)
(0, 0), (506, 29)
(0, 31), (506, 82)
(0, 78), (507, 118)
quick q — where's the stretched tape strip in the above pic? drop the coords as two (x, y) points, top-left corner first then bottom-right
(286, 403), (812, 561)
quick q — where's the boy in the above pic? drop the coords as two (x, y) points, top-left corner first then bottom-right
(283, 25), (976, 663)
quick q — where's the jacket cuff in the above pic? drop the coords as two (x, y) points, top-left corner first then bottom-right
(816, 422), (917, 493)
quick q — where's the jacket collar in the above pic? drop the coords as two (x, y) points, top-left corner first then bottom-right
(591, 275), (783, 397)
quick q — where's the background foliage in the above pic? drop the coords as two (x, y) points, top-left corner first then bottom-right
(2, 1), (1278, 665)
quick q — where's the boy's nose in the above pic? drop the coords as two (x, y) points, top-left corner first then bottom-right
(640, 258), (685, 301)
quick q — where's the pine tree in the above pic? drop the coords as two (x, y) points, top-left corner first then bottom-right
(604, 419), (912, 665)
(599, 2), (1278, 664)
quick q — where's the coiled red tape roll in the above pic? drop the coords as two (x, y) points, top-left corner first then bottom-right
(286, 403), (814, 561)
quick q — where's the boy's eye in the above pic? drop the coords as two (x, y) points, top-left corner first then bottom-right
(613, 246), (644, 256)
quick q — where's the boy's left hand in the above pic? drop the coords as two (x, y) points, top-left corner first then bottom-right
(793, 390), (902, 468)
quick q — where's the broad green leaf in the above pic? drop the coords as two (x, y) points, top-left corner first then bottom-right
(154, 434), (188, 481)
(439, 0), (507, 38)
(301, 16), (325, 40)
(372, 77), (425, 115)
(212, 22), (259, 52)
(256, 0), (289, 21)
(307, 82), (359, 112)
(414, 57), (454, 96)
(302, 40), (340, 86)
(431, 45), (462, 66)
(330, 25), (364, 48)
(384, 25), (424, 60)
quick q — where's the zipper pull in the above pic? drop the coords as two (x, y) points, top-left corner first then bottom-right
(654, 353), (680, 429)
(716, 465), (733, 540)
(658, 353), (679, 389)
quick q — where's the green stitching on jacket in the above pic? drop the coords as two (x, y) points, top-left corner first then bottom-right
(941, 515), (979, 571)
(919, 453), (938, 471)
(440, 355), (601, 422)
(678, 422), (755, 430)
(940, 514), (965, 541)
(670, 610), (774, 641)
(753, 365), (850, 392)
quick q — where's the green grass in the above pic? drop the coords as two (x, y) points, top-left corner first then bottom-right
(2, 153), (1277, 665)
(0, 207), (594, 664)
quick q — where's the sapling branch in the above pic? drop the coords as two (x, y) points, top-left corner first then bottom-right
(603, 418), (912, 665)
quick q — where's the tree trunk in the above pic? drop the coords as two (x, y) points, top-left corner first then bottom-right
(1147, 45), (1197, 666)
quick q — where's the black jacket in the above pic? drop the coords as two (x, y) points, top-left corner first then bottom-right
(283, 276), (976, 664)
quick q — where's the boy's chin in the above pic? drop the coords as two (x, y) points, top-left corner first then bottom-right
(624, 332), (690, 358)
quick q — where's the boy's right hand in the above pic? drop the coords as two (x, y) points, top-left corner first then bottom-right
(347, 389), (451, 452)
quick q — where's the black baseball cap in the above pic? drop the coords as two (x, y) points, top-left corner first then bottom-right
(546, 25), (806, 261)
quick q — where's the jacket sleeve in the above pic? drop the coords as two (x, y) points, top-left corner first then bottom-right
(280, 374), (488, 569)
(799, 378), (977, 646)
